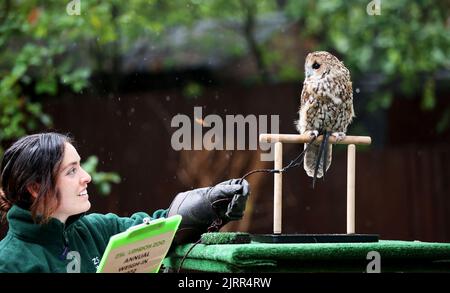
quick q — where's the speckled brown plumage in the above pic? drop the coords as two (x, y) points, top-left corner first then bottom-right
(295, 51), (355, 178)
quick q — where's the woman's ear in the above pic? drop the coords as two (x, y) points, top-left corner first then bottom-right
(26, 183), (40, 199)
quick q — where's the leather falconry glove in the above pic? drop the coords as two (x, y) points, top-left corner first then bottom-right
(167, 179), (250, 245)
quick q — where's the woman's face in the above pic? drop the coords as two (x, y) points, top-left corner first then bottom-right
(51, 143), (92, 223)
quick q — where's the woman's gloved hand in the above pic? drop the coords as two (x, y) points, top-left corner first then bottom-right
(167, 179), (250, 244)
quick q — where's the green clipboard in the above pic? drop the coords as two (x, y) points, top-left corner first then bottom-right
(96, 215), (182, 273)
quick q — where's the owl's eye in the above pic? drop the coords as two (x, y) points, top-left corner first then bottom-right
(312, 62), (321, 70)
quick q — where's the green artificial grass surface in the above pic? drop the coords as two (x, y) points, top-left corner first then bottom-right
(200, 232), (251, 244)
(163, 238), (450, 272)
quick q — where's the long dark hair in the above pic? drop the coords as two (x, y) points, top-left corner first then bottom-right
(0, 132), (73, 223)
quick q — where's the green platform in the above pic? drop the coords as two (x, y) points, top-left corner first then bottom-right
(163, 239), (450, 272)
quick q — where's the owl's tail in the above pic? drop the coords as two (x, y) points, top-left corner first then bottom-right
(304, 132), (332, 187)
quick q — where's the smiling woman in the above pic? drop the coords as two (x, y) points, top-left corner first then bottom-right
(0, 134), (94, 224)
(0, 133), (74, 224)
(0, 132), (251, 273)
(51, 141), (92, 223)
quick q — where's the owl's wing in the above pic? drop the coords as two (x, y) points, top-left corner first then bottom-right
(297, 83), (308, 132)
(337, 80), (355, 131)
(341, 80), (353, 102)
(346, 81), (355, 117)
(300, 81), (310, 108)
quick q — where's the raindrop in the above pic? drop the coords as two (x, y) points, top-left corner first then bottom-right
(166, 96), (171, 101)
(224, 108), (227, 113)
(118, 97), (121, 101)
(355, 88), (360, 94)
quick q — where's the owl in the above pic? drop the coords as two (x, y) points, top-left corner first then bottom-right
(295, 51), (354, 185)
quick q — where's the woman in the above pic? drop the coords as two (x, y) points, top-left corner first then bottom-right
(0, 132), (249, 273)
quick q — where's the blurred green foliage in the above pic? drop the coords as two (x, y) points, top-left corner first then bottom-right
(284, 0), (450, 117)
(81, 156), (121, 196)
(0, 0), (121, 194)
(1, 0), (449, 160)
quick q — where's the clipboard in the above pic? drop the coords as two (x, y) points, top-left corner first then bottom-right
(96, 215), (182, 273)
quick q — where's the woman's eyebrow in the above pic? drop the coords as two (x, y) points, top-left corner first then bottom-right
(62, 160), (79, 171)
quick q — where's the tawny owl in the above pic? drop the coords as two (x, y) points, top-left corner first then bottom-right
(295, 51), (354, 185)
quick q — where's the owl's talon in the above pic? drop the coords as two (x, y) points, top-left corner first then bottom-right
(331, 132), (346, 143)
(306, 130), (319, 138)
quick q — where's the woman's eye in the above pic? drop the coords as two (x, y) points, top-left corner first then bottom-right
(67, 168), (77, 175)
(312, 62), (320, 69)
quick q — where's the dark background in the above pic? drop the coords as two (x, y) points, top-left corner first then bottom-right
(9, 80), (445, 242)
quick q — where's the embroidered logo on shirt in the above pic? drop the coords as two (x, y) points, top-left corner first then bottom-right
(92, 256), (100, 269)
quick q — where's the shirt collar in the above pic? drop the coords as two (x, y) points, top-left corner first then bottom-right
(6, 205), (84, 246)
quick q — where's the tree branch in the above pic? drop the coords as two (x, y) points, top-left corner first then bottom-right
(239, 0), (270, 83)
(0, 0), (11, 26)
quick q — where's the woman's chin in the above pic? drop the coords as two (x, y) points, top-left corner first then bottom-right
(83, 201), (91, 212)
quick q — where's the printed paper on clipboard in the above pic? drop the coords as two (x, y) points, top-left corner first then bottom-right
(96, 215), (182, 273)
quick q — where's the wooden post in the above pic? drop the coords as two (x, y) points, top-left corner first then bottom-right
(274, 142), (283, 234)
(347, 144), (356, 234)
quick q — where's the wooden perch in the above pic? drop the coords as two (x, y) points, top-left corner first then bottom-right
(261, 133), (372, 235)
(259, 133), (372, 145)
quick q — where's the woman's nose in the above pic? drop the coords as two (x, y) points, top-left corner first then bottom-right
(80, 167), (92, 184)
